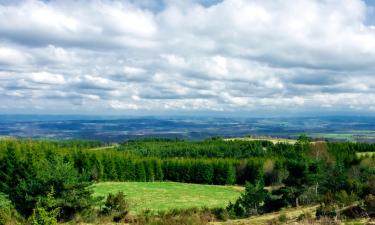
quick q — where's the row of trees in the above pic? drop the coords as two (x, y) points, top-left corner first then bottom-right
(117, 138), (364, 162)
(0, 140), (269, 185)
(45, 147), (292, 186)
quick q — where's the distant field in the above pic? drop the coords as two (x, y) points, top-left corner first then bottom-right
(356, 151), (375, 157)
(92, 182), (242, 214)
(224, 136), (297, 144)
(310, 131), (375, 142)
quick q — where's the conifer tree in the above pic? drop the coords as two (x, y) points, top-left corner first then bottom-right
(135, 162), (146, 182)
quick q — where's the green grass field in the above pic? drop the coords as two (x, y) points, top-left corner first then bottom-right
(92, 182), (242, 214)
(357, 151), (375, 157)
(224, 136), (297, 144)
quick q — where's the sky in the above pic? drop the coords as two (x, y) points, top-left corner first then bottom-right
(1, 0), (375, 116)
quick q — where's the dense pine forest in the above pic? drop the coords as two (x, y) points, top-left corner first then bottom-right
(0, 137), (374, 224)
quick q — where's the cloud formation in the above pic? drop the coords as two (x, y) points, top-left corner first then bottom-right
(1, 0), (375, 114)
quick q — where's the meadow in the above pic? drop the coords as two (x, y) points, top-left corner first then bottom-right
(92, 182), (242, 213)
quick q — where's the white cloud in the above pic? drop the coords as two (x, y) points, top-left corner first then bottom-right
(1, 0), (375, 114)
(0, 46), (28, 65)
(29, 72), (65, 85)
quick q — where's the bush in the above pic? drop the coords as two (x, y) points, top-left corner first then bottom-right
(0, 193), (11, 225)
(135, 208), (213, 225)
(335, 190), (358, 207)
(316, 205), (337, 220)
(136, 212), (210, 225)
(278, 212), (287, 223)
(364, 194), (375, 217)
(101, 192), (129, 222)
(0, 208), (10, 225)
(29, 192), (59, 225)
(226, 181), (268, 218)
(297, 212), (312, 221)
(226, 201), (245, 218)
(210, 207), (228, 221)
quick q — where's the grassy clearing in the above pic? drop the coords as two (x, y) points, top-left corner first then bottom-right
(311, 130), (375, 142)
(92, 182), (242, 214)
(224, 136), (297, 144)
(356, 151), (375, 158)
(89, 144), (119, 151)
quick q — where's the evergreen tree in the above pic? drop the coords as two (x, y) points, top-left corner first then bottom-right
(135, 162), (146, 182)
(89, 154), (103, 181)
(153, 160), (164, 181)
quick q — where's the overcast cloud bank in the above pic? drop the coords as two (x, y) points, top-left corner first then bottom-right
(1, 0), (375, 115)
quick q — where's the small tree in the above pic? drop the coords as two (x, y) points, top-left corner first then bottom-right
(0, 193), (12, 225)
(227, 180), (268, 218)
(101, 192), (129, 222)
(30, 190), (59, 225)
(240, 181), (268, 215)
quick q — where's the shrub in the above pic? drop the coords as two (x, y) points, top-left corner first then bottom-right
(278, 212), (287, 223)
(297, 211), (312, 221)
(135, 208), (213, 225)
(29, 191), (59, 225)
(101, 192), (129, 222)
(136, 213), (209, 225)
(0, 209), (10, 225)
(364, 194), (375, 217)
(316, 205), (337, 220)
(226, 201), (245, 218)
(0, 193), (12, 225)
(335, 190), (358, 207)
(210, 207), (228, 221)
(226, 181), (268, 218)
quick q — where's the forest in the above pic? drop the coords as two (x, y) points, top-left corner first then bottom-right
(0, 136), (374, 224)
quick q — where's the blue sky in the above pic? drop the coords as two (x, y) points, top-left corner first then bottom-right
(1, 0), (375, 115)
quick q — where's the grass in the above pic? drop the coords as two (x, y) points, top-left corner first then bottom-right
(356, 151), (375, 157)
(212, 205), (319, 225)
(224, 136), (297, 144)
(212, 205), (372, 225)
(310, 131), (375, 142)
(92, 182), (242, 214)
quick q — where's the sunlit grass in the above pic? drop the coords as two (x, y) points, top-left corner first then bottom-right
(92, 182), (242, 214)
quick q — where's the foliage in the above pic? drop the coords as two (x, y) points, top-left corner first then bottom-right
(29, 190), (59, 225)
(316, 205), (337, 220)
(136, 208), (212, 225)
(364, 194), (375, 216)
(335, 190), (358, 207)
(101, 192), (129, 222)
(0, 137), (374, 223)
(227, 181), (268, 217)
(0, 140), (97, 220)
(278, 212), (288, 223)
(0, 193), (12, 225)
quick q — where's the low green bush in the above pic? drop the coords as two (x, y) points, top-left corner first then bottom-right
(210, 207), (228, 221)
(364, 194), (375, 217)
(0, 193), (12, 225)
(29, 191), (59, 225)
(278, 212), (287, 223)
(316, 204), (337, 220)
(101, 192), (129, 222)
